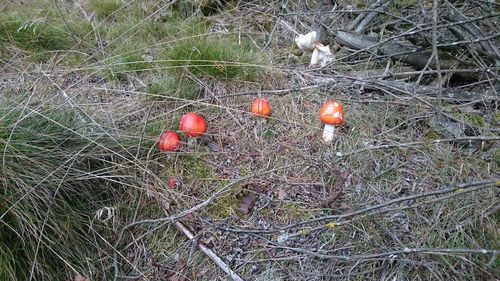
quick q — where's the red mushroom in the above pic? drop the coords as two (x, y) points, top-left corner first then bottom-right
(169, 177), (176, 189)
(250, 98), (271, 118)
(319, 100), (344, 144)
(250, 98), (271, 127)
(179, 112), (207, 146)
(159, 131), (181, 151)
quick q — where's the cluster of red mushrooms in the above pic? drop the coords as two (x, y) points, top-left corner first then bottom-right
(159, 99), (344, 152)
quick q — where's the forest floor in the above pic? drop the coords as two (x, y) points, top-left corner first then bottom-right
(0, 0), (499, 280)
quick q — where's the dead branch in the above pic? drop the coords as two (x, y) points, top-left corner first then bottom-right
(353, 2), (388, 33)
(443, 8), (500, 61)
(272, 245), (499, 261)
(112, 163), (306, 281)
(219, 178), (498, 234)
(158, 199), (244, 281)
(314, 75), (496, 103)
(333, 30), (478, 79)
(346, 0), (387, 33)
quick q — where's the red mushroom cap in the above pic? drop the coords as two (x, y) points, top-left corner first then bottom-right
(250, 98), (271, 117)
(159, 131), (181, 151)
(179, 112), (207, 138)
(319, 100), (344, 125)
(169, 177), (176, 189)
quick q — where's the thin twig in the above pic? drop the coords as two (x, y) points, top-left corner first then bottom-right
(157, 198), (244, 281)
(113, 163), (306, 280)
(271, 245), (499, 261)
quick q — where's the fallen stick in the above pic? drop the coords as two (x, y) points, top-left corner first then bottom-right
(333, 30), (480, 80)
(346, 0), (385, 33)
(158, 199), (244, 281)
(353, 2), (388, 33)
(443, 10), (500, 60)
(314, 75), (496, 103)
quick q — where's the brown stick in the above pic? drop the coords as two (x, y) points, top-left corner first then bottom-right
(174, 220), (244, 281)
(156, 199), (244, 281)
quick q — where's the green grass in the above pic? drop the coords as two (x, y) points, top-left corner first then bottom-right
(89, 0), (122, 19)
(152, 76), (200, 100)
(0, 17), (73, 51)
(0, 1), (264, 88)
(162, 36), (260, 80)
(0, 12), (93, 63)
(0, 100), (144, 280)
(105, 53), (153, 80)
(2, 0), (497, 280)
(144, 17), (210, 38)
(462, 112), (485, 127)
(159, 154), (214, 182)
(206, 193), (240, 219)
(172, 0), (227, 18)
(86, 8), (263, 89)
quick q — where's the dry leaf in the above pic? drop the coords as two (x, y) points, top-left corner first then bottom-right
(277, 188), (287, 200)
(180, 212), (197, 223)
(339, 202), (351, 210)
(239, 192), (255, 214)
(168, 258), (187, 281)
(159, 198), (170, 211)
(74, 275), (89, 281)
(323, 170), (350, 208)
(168, 274), (183, 281)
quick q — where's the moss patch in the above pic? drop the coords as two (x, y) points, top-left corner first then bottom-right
(206, 193), (240, 219)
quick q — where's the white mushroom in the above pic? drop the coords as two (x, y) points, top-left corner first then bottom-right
(295, 31), (317, 53)
(310, 43), (334, 67)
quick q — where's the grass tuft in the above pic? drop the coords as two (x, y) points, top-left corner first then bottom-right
(0, 17), (73, 52)
(0, 100), (141, 280)
(89, 0), (122, 19)
(162, 36), (260, 80)
(147, 77), (200, 100)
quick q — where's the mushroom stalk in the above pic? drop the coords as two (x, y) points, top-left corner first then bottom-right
(322, 124), (335, 143)
(310, 47), (320, 66)
(319, 100), (344, 144)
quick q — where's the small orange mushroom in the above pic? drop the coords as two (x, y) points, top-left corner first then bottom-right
(250, 98), (271, 118)
(319, 100), (344, 143)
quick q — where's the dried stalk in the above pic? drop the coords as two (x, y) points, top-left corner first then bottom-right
(157, 199), (244, 281)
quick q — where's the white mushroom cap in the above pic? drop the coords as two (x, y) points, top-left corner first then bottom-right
(295, 31), (317, 52)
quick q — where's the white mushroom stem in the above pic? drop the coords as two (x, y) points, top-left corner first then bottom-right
(322, 124), (336, 143)
(253, 118), (267, 138)
(187, 137), (197, 146)
(310, 43), (334, 67)
(310, 47), (320, 66)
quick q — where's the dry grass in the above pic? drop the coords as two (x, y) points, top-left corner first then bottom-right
(0, 0), (498, 280)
